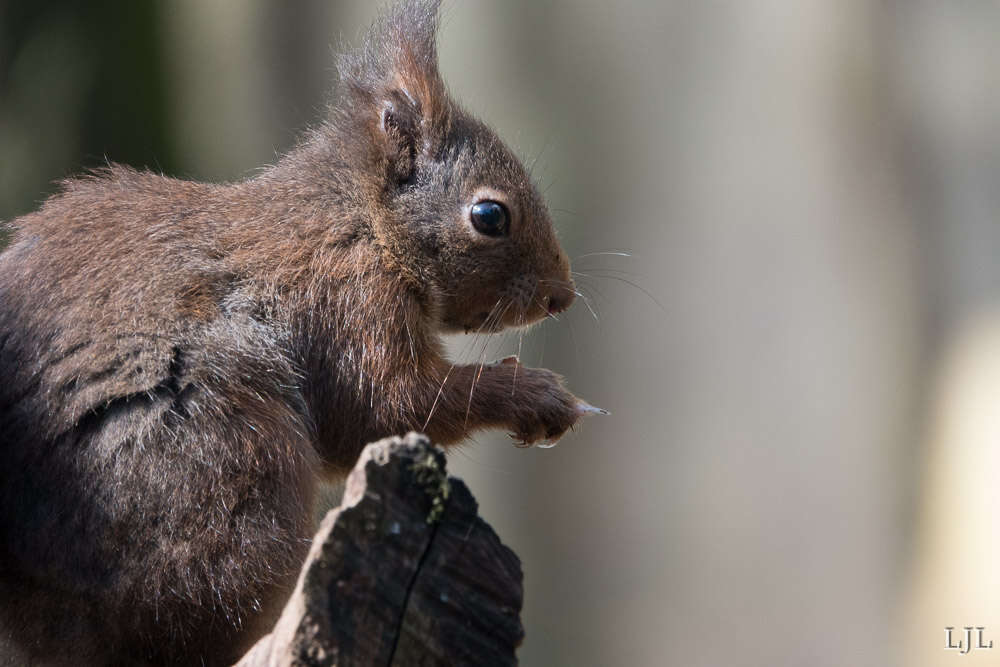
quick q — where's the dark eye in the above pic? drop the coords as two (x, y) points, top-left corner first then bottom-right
(470, 201), (510, 237)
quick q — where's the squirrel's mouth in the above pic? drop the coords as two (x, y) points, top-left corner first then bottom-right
(461, 301), (559, 335)
(450, 278), (576, 334)
(462, 310), (509, 335)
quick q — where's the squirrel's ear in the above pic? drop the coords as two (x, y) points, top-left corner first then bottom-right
(336, 0), (450, 184)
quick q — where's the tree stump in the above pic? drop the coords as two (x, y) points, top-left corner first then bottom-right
(235, 433), (524, 667)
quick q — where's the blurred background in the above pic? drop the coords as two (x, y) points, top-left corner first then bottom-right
(3, 1), (999, 665)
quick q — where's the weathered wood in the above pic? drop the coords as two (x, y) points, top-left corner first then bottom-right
(236, 433), (523, 667)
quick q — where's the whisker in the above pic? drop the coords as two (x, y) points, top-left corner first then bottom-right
(573, 250), (634, 260)
(535, 296), (560, 322)
(574, 266), (648, 279)
(569, 273), (612, 305)
(571, 270), (668, 315)
(538, 277), (600, 323)
(422, 363), (455, 432)
(538, 324), (547, 368)
(552, 208), (579, 217)
(575, 289), (599, 322)
(512, 311), (525, 397)
(458, 295), (507, 360)
(564, 305), (582, 369)
(464, 299), (513, 427)
(527, 132), (552, 178)
(422, 296), (503, 431)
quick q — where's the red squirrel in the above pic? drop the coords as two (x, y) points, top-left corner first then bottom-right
(0, 1), (599, 663)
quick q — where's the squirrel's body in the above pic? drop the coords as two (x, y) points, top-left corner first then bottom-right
(0, 2), (587, 664)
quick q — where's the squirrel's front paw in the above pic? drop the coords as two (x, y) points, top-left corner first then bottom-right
(507, 366), (606, 448)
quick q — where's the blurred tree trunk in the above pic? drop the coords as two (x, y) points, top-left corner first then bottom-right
(447, 2), (922, 666)
(884, 4), (1000, 665)
(0, 0), (175, 227)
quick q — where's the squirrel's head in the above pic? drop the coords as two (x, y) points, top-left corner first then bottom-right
(331, 0), (574, 333)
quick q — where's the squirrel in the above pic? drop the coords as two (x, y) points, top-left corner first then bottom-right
(0, 0), (601, 664)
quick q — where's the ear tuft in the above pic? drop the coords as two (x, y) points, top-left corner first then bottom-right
(333, 0), (449, 185)
(336, 0), (449, 135)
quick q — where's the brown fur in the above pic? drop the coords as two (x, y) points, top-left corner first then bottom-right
(0, 1), (581, 664)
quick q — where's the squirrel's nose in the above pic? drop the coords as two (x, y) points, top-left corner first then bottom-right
(543, 283), (575, 316)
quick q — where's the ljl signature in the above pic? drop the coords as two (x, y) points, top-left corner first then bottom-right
(945, 627), (993, 654)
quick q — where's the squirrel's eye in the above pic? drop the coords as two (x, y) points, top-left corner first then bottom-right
(470, 201), (509, 237)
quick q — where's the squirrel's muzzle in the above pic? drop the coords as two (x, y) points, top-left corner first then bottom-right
(542, 285), (574, 316)
(538, 272), (575, 318)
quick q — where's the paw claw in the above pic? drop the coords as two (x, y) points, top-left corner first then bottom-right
(576, 401), (609, 416)
(509, 433), (532, 448)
